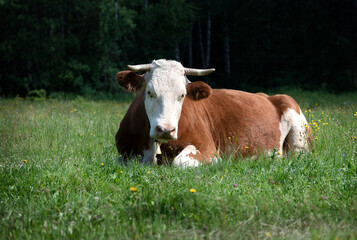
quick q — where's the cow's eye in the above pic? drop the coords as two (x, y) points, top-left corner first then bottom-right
(178, 94), (186, 101)
(147, 91), (154, 98)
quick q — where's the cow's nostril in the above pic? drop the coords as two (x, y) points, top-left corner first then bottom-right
(155, 126), (164, 134)
(169, 128), (176, 135)
(155, 125), (175, 137)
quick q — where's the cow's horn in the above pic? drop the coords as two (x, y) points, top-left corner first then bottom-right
(184, 68), (215, 76)
(127, 64), (151, 72)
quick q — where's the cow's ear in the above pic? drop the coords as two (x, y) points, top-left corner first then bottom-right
(116, 71), (145, 93)
(186, 81), (212, 101)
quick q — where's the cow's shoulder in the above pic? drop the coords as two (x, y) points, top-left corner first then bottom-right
(121, 89), (147, 131)
(115, 89), (151, 157)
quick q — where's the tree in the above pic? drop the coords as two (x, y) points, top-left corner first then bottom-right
(1, 0), (356, 95)
(0, 0), (137, 95)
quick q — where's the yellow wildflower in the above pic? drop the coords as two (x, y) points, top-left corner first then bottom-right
(101, 163), (104, 166)
(189, 189), (196, 193)
(23, 160), (27, 163)
(266, 232), (272, 237)
(130, 187), (137, 192)
(147, 171), (151, 174)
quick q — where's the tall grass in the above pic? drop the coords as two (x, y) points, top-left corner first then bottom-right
(0, 91), (356, 239)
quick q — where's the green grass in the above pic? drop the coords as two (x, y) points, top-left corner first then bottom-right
(1, 91), (357, 239)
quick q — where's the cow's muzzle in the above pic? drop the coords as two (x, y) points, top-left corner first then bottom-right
(154, 125), (176, 142)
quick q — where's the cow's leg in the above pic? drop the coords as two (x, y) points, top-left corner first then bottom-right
(173, 144), (218, 168)
(173, 145), (201, 168)
(282, 108), (310, 153)
(142, 140), (158, 164)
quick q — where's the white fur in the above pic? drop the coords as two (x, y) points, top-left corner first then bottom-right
(173, 145), (201, 168)
(279, 108), (309, 154)
(144, 60), (187, 141)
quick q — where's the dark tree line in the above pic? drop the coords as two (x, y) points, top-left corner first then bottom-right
(1, 0), (356, 96)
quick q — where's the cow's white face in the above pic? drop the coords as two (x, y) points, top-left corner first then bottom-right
(144, 60), (188, 142)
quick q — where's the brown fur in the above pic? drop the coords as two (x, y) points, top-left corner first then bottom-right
(116, 71), (144, 93)
(267, 94), (301, 116)
(256, 92), (269, 97)
(186, 81), (212, 100)
(115, 71), (311, 164)
(115, 88), (150, 161)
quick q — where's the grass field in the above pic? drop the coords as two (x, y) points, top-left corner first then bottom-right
(1, 91), (357, 239)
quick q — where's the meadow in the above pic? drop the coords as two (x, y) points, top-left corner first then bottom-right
(0, 91), (356, 239)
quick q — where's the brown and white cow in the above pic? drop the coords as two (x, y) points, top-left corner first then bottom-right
(115, 59), (312, 168)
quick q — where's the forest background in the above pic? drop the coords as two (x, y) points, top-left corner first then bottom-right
(1, 0), (357, 97)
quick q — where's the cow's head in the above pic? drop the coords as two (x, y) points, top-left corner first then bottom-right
(117, 59), (214, 142)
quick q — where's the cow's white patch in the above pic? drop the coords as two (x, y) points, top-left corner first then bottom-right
(155, 142), (162, 154)
(279, 108), (309, 154)
(173, 145), (201, 168)
(144, 60), (188, 141)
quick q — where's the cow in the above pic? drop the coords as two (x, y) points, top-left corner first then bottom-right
(115, 59), (312, 168)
